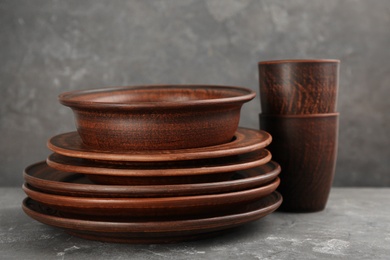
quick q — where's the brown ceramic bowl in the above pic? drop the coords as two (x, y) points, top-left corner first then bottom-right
(59, 85), (255, 151)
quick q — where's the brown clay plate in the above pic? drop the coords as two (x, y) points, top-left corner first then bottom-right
(22, 178), (280, 217)
(46, 149), (271, 176)
(47, 128), (272, 162)
(24, 161), (281, 197)
(22, 192), (282, 243)
(46, 149), (271, 185)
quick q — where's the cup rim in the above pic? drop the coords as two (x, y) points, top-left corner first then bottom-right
(258, 59), (340, 65)
(259, 112), (339, 118)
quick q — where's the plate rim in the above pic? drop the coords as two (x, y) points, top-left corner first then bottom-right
(47, 127), (272, 162)
(24, 161), (281, 197)
(46, 149), (272, 177)
(22, 178), (280, 209)
(22, 191), (282, 233)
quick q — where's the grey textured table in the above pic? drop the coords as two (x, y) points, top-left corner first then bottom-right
(1, 188), (389, 259)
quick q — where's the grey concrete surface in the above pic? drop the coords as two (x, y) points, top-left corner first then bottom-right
(1, 0), (390, 186)
(1, 187), (389, 259)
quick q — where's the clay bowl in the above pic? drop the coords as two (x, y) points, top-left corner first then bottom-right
(259, 59), (339, 114)
(59, 85), (255, 151)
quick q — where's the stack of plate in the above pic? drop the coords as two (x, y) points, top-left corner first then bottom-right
(22, 85), (282, 243)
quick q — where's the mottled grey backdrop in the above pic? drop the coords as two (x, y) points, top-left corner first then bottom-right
(1, 0), (389, 187)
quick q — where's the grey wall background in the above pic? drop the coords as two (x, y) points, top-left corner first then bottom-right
(1, 0), (389, 187)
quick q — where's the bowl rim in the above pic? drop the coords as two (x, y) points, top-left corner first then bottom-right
(58, 85), (256, 110)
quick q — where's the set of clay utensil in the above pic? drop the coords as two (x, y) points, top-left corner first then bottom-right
(22, 59), (340, 243)
(22, 85), (283, 243)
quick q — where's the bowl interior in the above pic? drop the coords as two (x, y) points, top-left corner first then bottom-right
(60, 85), (255, 105)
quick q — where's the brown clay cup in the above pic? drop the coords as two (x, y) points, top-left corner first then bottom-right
(259, 113), (339, 212)
(259, 60), (340, 115)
